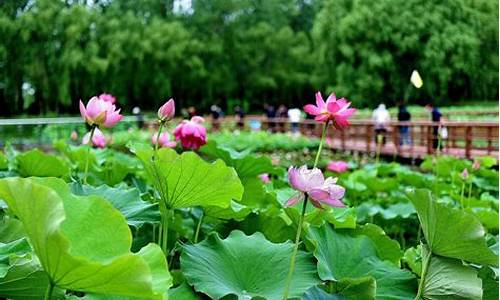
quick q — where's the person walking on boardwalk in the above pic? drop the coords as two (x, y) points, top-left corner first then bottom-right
(372, 103), (390, 145)
(397, 103), (411, 145)
(425, 102), (442, 150)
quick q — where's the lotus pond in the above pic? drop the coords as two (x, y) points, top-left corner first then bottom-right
(0, 129), (498, 300)
(0, 96), (499, 300)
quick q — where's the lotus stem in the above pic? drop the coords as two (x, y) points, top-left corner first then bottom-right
(154, 121), (164, 161)
(460, 181), (465, 208)
(467, 181), (472, 208)
(83, 126), (96, 184)
(282, 196), (308, 300)
(44, 281), (54, 300)
(313, 122), (329, 168)
(161, 210), (170, 257)
(194, 211), (204, 243)
(414, 248), (432, 300)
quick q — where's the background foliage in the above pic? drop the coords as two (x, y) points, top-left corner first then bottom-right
(0, 0), (498, 116)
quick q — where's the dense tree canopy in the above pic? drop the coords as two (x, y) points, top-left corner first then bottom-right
(0, 0), (497, 116)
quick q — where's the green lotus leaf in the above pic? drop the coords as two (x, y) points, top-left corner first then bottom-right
(0, 256), (63, 300)
(70, 183), (160, 227)
(133, 146), (243, 209)
(0, 177), (171, 299)
(307, 224), (417, 300)
(0, 152), (8, 170)
(351, 223), (403, 266)
(302, 286), (345, 300)
(181, 230), (320, 299)
(168, 282), (201, 300)
(204, 200), (252, 221)
(408, 189), (498, 266)
(0, 217), (25, 243)
(478, 266), (499, 300)
(420, 247), (482, 300)
(200, 141), (278, 178)
(403, 246), (422, 275)
(15, 149), (70, 178)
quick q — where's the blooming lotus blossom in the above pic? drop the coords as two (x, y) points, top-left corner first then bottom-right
(472, 160), (480, 170)
(79, 96), (123, 127)
(259, 173), (270, 184)
(158, 98), (175, 122)
(99, 93), (116, 104)
(173, 116), (207, 150)
(152, 132), (177, 148)
(327, 160), (348, 173)
(82, 128), (106, 148)
(461, 168), (469, 179)
(303, 92), (356, 129)
(70, 130), (78, 141)
(286, 165), (345, 208)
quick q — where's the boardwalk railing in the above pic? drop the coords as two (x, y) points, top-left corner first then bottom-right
(0, 115), (497, 160)
(251, 118), (498, 159)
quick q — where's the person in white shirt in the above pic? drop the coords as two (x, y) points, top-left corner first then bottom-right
(372, 103), (390, 145)
(288, 108), (301, 134)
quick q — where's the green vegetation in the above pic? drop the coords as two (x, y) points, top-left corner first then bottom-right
(0, 0), (498, 116)
(0, 135), (497, 299)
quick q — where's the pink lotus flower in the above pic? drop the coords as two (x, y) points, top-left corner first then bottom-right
(286, 165), (345, 208)
(461, 168), (469, 179)
(303, 92), (356, 129)
(259, 173), (270, 184)
(82, 128), (106, 148)
(152, 132), (177, 148)
(79, 96), (123, 127)
(99, 93), (116, 104)
(158, 98), (175, 122)
(173, 116), (207, 150)
(327, 160), (348, 173)
(472, 160), (480, 170)
(70, 130), (78, 141)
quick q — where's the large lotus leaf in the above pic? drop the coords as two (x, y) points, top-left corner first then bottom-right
(421, 247), (482, 300)
(70, 183), (160, 227)
(478, 266), (499, 300)
(232, 212), (296, 243)
(408, 189), (498, 266)
(181, 230), (320, 300)
(241, 177), (280, 209)
(0, 256), (62, 300)
(302, 286), (345, 300)
(0, 177), (171, 299)
(133, 146), (243, 209)
(204, 200), (252, 221)
(308, 225), (417, 300)
(469, 207), (499, 230)
(357, 202), (415, 223)
(168, 282), (201, 300)
(351, 223), (403, 266)
(0, 217), (25, 243)
(0, 238), (31, 276)
(200, 141), (278, 178)
(15, 149), (70, 178)
(94, 150), (141, 186)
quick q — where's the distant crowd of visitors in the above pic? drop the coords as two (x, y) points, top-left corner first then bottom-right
(372, 102), (443, 149)
(142, 101), (444, 150)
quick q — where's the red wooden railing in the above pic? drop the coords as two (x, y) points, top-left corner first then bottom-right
(218, 117), (499, 159)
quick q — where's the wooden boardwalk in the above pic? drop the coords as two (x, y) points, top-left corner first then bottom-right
(243, 118), (499, 160)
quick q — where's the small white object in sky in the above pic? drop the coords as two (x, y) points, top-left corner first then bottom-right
(410, 70), (423, 88)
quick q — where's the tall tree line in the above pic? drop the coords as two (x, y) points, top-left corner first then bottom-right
(0, 0), (497, 116)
